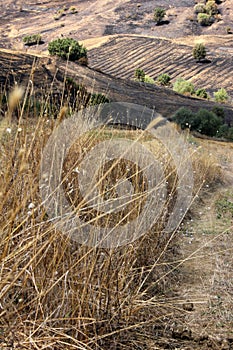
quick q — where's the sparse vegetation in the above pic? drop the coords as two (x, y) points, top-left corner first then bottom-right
(69, 6), (78, 13)
(54, 8), (66, 20)
(215, 194), (233, 219)
(89, 92), (110, 105)
(48, 38), (87, 62)
(23, 34), (42, 46)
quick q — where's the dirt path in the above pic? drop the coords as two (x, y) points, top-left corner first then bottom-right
(172, 140), (233, 349)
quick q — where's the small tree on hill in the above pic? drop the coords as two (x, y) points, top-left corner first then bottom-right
(205, 1), (218, 15)
(194, 108), (222, 136)
(173, 78), (195, 96)
(48, 38), (87, 62)
(173, 107), (196, 130)
(23, 34), (42, 46)
(192, 43), (207, 62)
(144, 75), (155, 84)
(154, 8), (166, 24)
(196, 88), (208, 99)
(194, 3), (206, 14)
(197, 13), (212, 26)
(214, 88), (229, 103)
(156, 73), (171, 86)
(134, 68), (145, 82)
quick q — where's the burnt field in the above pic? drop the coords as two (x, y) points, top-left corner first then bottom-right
(88, 34), (233, 96)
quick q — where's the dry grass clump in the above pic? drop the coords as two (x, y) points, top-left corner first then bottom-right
(0, 86), (225, 349)
(0, 90), (182, 349)
(191, 146), (223, 192)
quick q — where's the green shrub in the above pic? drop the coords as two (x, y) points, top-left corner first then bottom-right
(196, 88), (208, 99)
(217, 124), (229, 138)
(217, 125), (233, 140)
(194, 108), (222, 136)
(194, 3), (206, 14)
(173, 78), (195, 96)
(214, 88), (229, 103)
(156, 73), (171, 86)
(192, 43), (207, 62)
(69, 6), (78, 13)
(197, 13), (212, 26)
(134, 68), (145, 82)
(205, 1), (218, 15)
(48, 38), (87, 61)
(173, 107), (222, 137)
(89, 93), (110, 105)
(226, 128), (233, 141)
(144, 75), (155, 84)
(211, 106), (225, 120)
(173, 107), (196, 129)
(23, 34), (42, 46)
(154, 8), (166, 24)
(54, 8), (66, 20)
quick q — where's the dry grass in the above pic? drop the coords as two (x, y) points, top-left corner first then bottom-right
(0, 83), (228, 349)
(0, 120), (173, 348)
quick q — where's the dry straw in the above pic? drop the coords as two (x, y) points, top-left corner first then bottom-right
(0, 80), (225, 349)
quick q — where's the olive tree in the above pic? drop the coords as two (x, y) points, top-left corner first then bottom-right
(48, 38), (87, 62)
(192, 43), (207, 62)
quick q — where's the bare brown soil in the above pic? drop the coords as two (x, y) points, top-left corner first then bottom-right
(1, 0), (233, 45)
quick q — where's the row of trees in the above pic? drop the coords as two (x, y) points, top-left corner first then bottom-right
(134, 68), (229, 103)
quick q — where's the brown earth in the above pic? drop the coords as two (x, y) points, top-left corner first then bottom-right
(1, 0), (233, 46)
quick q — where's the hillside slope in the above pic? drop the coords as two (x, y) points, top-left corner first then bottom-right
(1, 49), (233, 125)
(88, 35), (233, 96)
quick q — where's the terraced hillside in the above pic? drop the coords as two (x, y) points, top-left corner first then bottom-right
(88, 35), (233, 96)
(1, 49), (233, 123)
